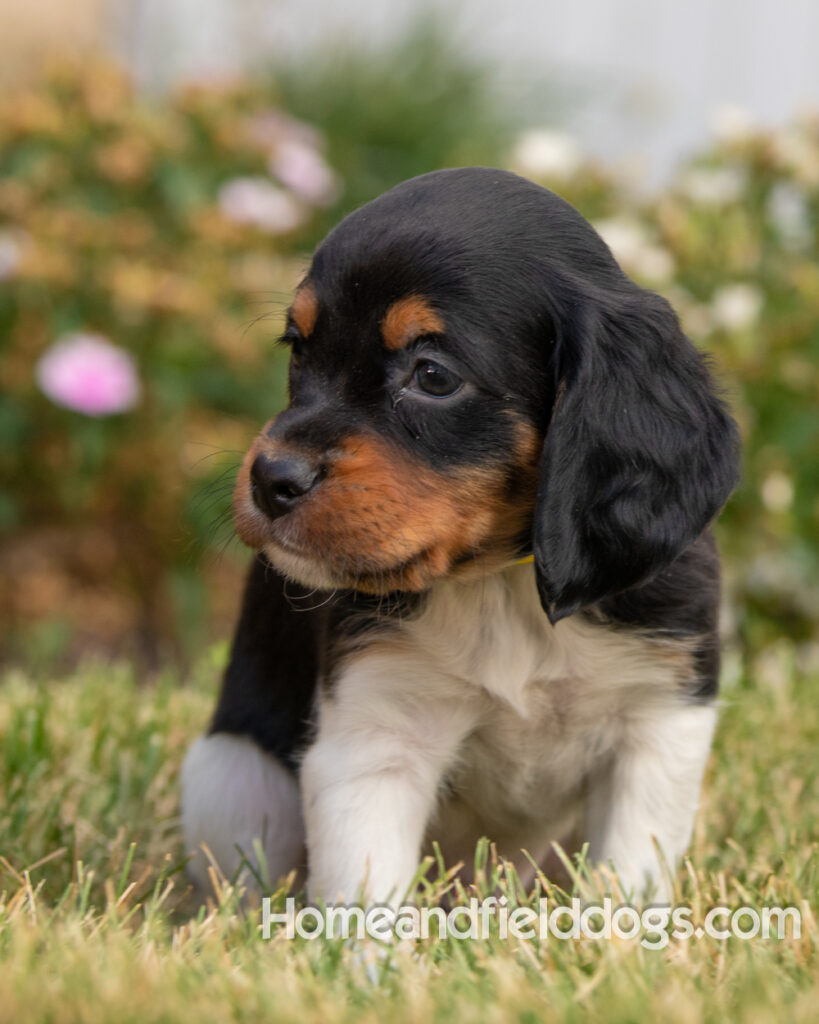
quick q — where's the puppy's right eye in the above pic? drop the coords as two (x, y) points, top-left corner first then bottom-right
(280, 325), (305, 358)
(412, 360), (462, 398)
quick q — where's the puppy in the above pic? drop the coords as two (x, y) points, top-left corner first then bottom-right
(181, 167), (740, 906)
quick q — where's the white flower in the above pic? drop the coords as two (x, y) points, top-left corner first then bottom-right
(510, 129), (583, 182)
(218, 177), (306, 234)
(681, 303), (715, 339)
(710, 283), (764, 332)
(0, 231), (22, 279)
(678, 166), (746, 205)
(631, 244), (675, 283)
(771, 127), (819, 187)
(667, 288), (714, 339)
(593, 216), (675, 283)
(269, 139), (341, 207)
(710, 104), (755, 144)
(594, 216), (649, 259)
(761, 471), (794, 513)
(767, 182), (812, 250)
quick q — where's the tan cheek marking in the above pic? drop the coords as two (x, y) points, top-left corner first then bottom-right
(381, 295), (444, 351)
(297, 423), (541, 588)
(233, 419), (543, 589)
(300, 435), (461, 565)
(290, 282), (318, 337)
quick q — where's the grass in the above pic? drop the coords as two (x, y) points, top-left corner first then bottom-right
(0, 644), (816, 1023)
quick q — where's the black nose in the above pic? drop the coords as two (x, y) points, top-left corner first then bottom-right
(250, 454), (322, 520)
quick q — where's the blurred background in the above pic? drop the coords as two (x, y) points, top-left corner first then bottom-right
(0, 0), (816, 683)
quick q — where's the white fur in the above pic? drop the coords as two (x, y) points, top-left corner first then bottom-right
(180, 733), (304, 893)
(302, 562), (717, 904)
(585, 700), (716, 901)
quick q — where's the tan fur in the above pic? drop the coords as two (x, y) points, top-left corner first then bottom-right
(234, 422), (541, 592)
(290, 282), (318, 337)
(381, 295), (445, 351)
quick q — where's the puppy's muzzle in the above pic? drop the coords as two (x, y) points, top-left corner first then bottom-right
(249, 453), (323, 520)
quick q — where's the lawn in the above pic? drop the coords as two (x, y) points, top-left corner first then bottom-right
(0, 648), (816, 1023)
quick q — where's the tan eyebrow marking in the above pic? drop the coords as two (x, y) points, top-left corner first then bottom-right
(290, 282), (318, 337)
(381, 295), (445, 351)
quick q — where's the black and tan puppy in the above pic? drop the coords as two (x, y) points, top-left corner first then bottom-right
(181, 168), (740, 905)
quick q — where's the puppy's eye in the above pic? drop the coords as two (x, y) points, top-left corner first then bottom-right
(412, 360), (462, 398)
(280, 325), (304, 358)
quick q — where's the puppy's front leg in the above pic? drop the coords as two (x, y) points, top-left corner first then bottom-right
(301, 652), (477, 906)
(585, 699), (717, 903)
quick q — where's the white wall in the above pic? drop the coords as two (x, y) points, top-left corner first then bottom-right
(119, 0), (819, 183)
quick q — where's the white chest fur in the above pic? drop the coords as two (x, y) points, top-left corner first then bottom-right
(303, 564), (713, 904)
(396, 565), (694, 825)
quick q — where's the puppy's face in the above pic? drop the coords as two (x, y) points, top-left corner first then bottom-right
(233, 238), (548, 594)
(233, 169), (740, 614)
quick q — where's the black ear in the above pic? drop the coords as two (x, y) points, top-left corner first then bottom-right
(534, 287), (740, 624)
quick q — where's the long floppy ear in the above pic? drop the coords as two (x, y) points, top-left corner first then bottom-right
(534, 287), (741, 624)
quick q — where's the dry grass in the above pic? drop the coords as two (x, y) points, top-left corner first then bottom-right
(0, 648), (816, 1022)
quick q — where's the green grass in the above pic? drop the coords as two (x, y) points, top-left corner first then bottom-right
(0, 648), (817, 1023)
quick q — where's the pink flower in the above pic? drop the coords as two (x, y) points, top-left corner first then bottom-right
(36, 333), (141, 416)
(246, 110), (322, 152)
(269, 139), (341, 207)
(218, 176), (306, 234)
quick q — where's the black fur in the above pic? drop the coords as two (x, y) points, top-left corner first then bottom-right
(534, 286), (739, 624)
(209, 555), (324, 771)
(594, 530), (723, 699)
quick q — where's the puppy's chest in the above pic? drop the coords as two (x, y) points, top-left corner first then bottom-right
(398, 568), (683, 820)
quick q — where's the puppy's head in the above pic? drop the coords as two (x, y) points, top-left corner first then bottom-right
(234, 168), (740, 619)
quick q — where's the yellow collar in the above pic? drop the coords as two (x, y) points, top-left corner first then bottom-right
(513, 554), (535, 567)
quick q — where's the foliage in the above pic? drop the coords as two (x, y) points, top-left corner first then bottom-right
(272, 16), (515, 242)
(0, 60), (296, 663)
(0, 653), (816, 1021)
(0, 48), (511, 666)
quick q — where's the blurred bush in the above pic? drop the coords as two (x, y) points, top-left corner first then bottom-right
(0, 43), (513, 669)
(271, 17), (514, 243)
(0, 50), (816, 673)
(0, 60), (303, 665)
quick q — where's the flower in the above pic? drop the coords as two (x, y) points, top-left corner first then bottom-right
(710, 283), (764, 332)
(767, 183), (812, 251)
(771, 126), (819, 187)
(665, 287), (714, 339)
(510, 129), (583, 182)
(710, 104), (755, 145)
(678, 166), (746, 205)
(217, 176), (306, 234)
(761, 471), (794, 513)
(0, 231), (23, 279)
(593, 216), (675, 283)
(269, 139), (341, 207)
(36, 333), (141, 416)
(244, 109), (340, 208)
(246, 110), (322, 153)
